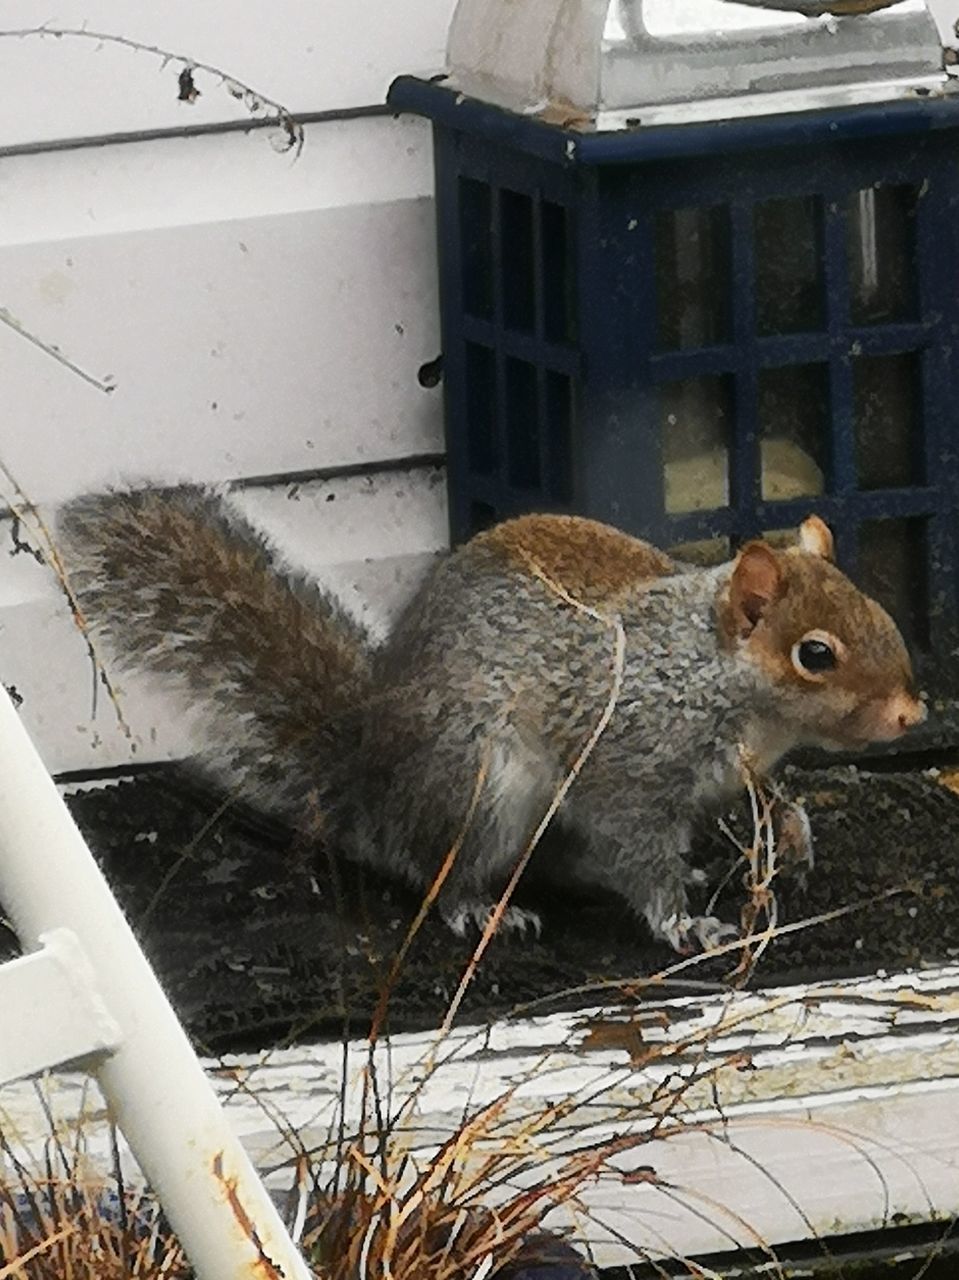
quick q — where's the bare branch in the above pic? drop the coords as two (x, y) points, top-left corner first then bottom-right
(0, 308), (115, 395)
(0, 26), (303, 153)
(0, 458), (132, 739)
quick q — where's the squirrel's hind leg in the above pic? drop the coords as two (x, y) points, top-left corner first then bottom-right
(434, 736), (559, 938)
(375, 732), (558, 939)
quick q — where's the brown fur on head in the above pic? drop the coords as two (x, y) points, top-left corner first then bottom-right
(718, 516), (926, 749)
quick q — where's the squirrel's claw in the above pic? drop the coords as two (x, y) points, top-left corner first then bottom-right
(444, 902), (543, 939)
(503, 906), (543, 938)
(445, 904), (482, 937)
(660, 912), (739, 955)
(690, 915), (739, 952)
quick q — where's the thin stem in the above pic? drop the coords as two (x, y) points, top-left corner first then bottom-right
(0, 25), (303, 152)
(0, 308), (115, 395)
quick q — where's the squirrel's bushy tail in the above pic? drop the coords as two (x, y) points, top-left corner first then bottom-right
(57, 486), (374, 825)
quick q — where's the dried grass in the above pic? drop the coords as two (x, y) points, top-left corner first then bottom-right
(0, 1097), (189, 1278)
(1, 994), (797, 1280)
(1, 769), (832, 1280)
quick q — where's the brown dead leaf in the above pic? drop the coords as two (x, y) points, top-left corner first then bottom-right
(937, 768), (959, 796)
(535, 100), (594, 130)
(580, 1014), (667, 1065)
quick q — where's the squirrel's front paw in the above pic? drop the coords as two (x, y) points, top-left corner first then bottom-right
(659, 913), (739, 955)
(443, 901), (543, 939)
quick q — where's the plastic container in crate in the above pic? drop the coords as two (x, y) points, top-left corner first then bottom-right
(389, 0), (959, 717)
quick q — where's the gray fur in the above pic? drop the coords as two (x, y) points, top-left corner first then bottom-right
(361, 548), (764, 936)
(57, 488), (787, 943)
(58, 487), (371, 827)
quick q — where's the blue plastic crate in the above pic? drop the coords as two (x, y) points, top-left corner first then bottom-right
(389, 77), (959, 705)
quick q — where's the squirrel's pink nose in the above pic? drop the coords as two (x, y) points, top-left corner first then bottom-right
(891, 691), (927, 734)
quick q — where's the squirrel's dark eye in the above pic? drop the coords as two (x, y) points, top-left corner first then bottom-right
(796, 638), (836, 673)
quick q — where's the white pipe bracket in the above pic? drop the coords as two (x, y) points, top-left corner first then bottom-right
(0, 927), (122, 1086)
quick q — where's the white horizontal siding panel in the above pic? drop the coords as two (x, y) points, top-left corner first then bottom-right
(0, 118), (443, 506)
(0, 592), (202, 773)
(234, 466), (448, 571)
(234, 467), (448, 638)
(586, 1084), (959, 1263)
(0, 0), (456, 149)
(0, 468), (448, 774)
(0, 113), (437, 246)
(2, 0), (953, 154)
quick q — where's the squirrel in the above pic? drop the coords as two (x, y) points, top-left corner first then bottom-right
(57, 487), (926, 952)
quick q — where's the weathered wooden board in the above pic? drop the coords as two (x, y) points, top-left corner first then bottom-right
(4, 964), (959, 1268)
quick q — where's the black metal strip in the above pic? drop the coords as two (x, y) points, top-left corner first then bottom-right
(0, 104), (392, 160)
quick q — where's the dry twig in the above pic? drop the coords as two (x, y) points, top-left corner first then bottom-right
(0, 25), (303, 152)
(0, 308), (116, 395)
(0, 458), (132, 738)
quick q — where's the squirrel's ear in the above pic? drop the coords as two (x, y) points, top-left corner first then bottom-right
(798, 515), (835, 562)
(728, 542), (784, 636)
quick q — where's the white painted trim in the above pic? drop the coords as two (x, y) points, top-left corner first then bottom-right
(594, 73), (956, 131)
(5, 964), (958, 1267)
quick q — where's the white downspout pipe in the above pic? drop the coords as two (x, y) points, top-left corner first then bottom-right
(0, 688), (312, 1280)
